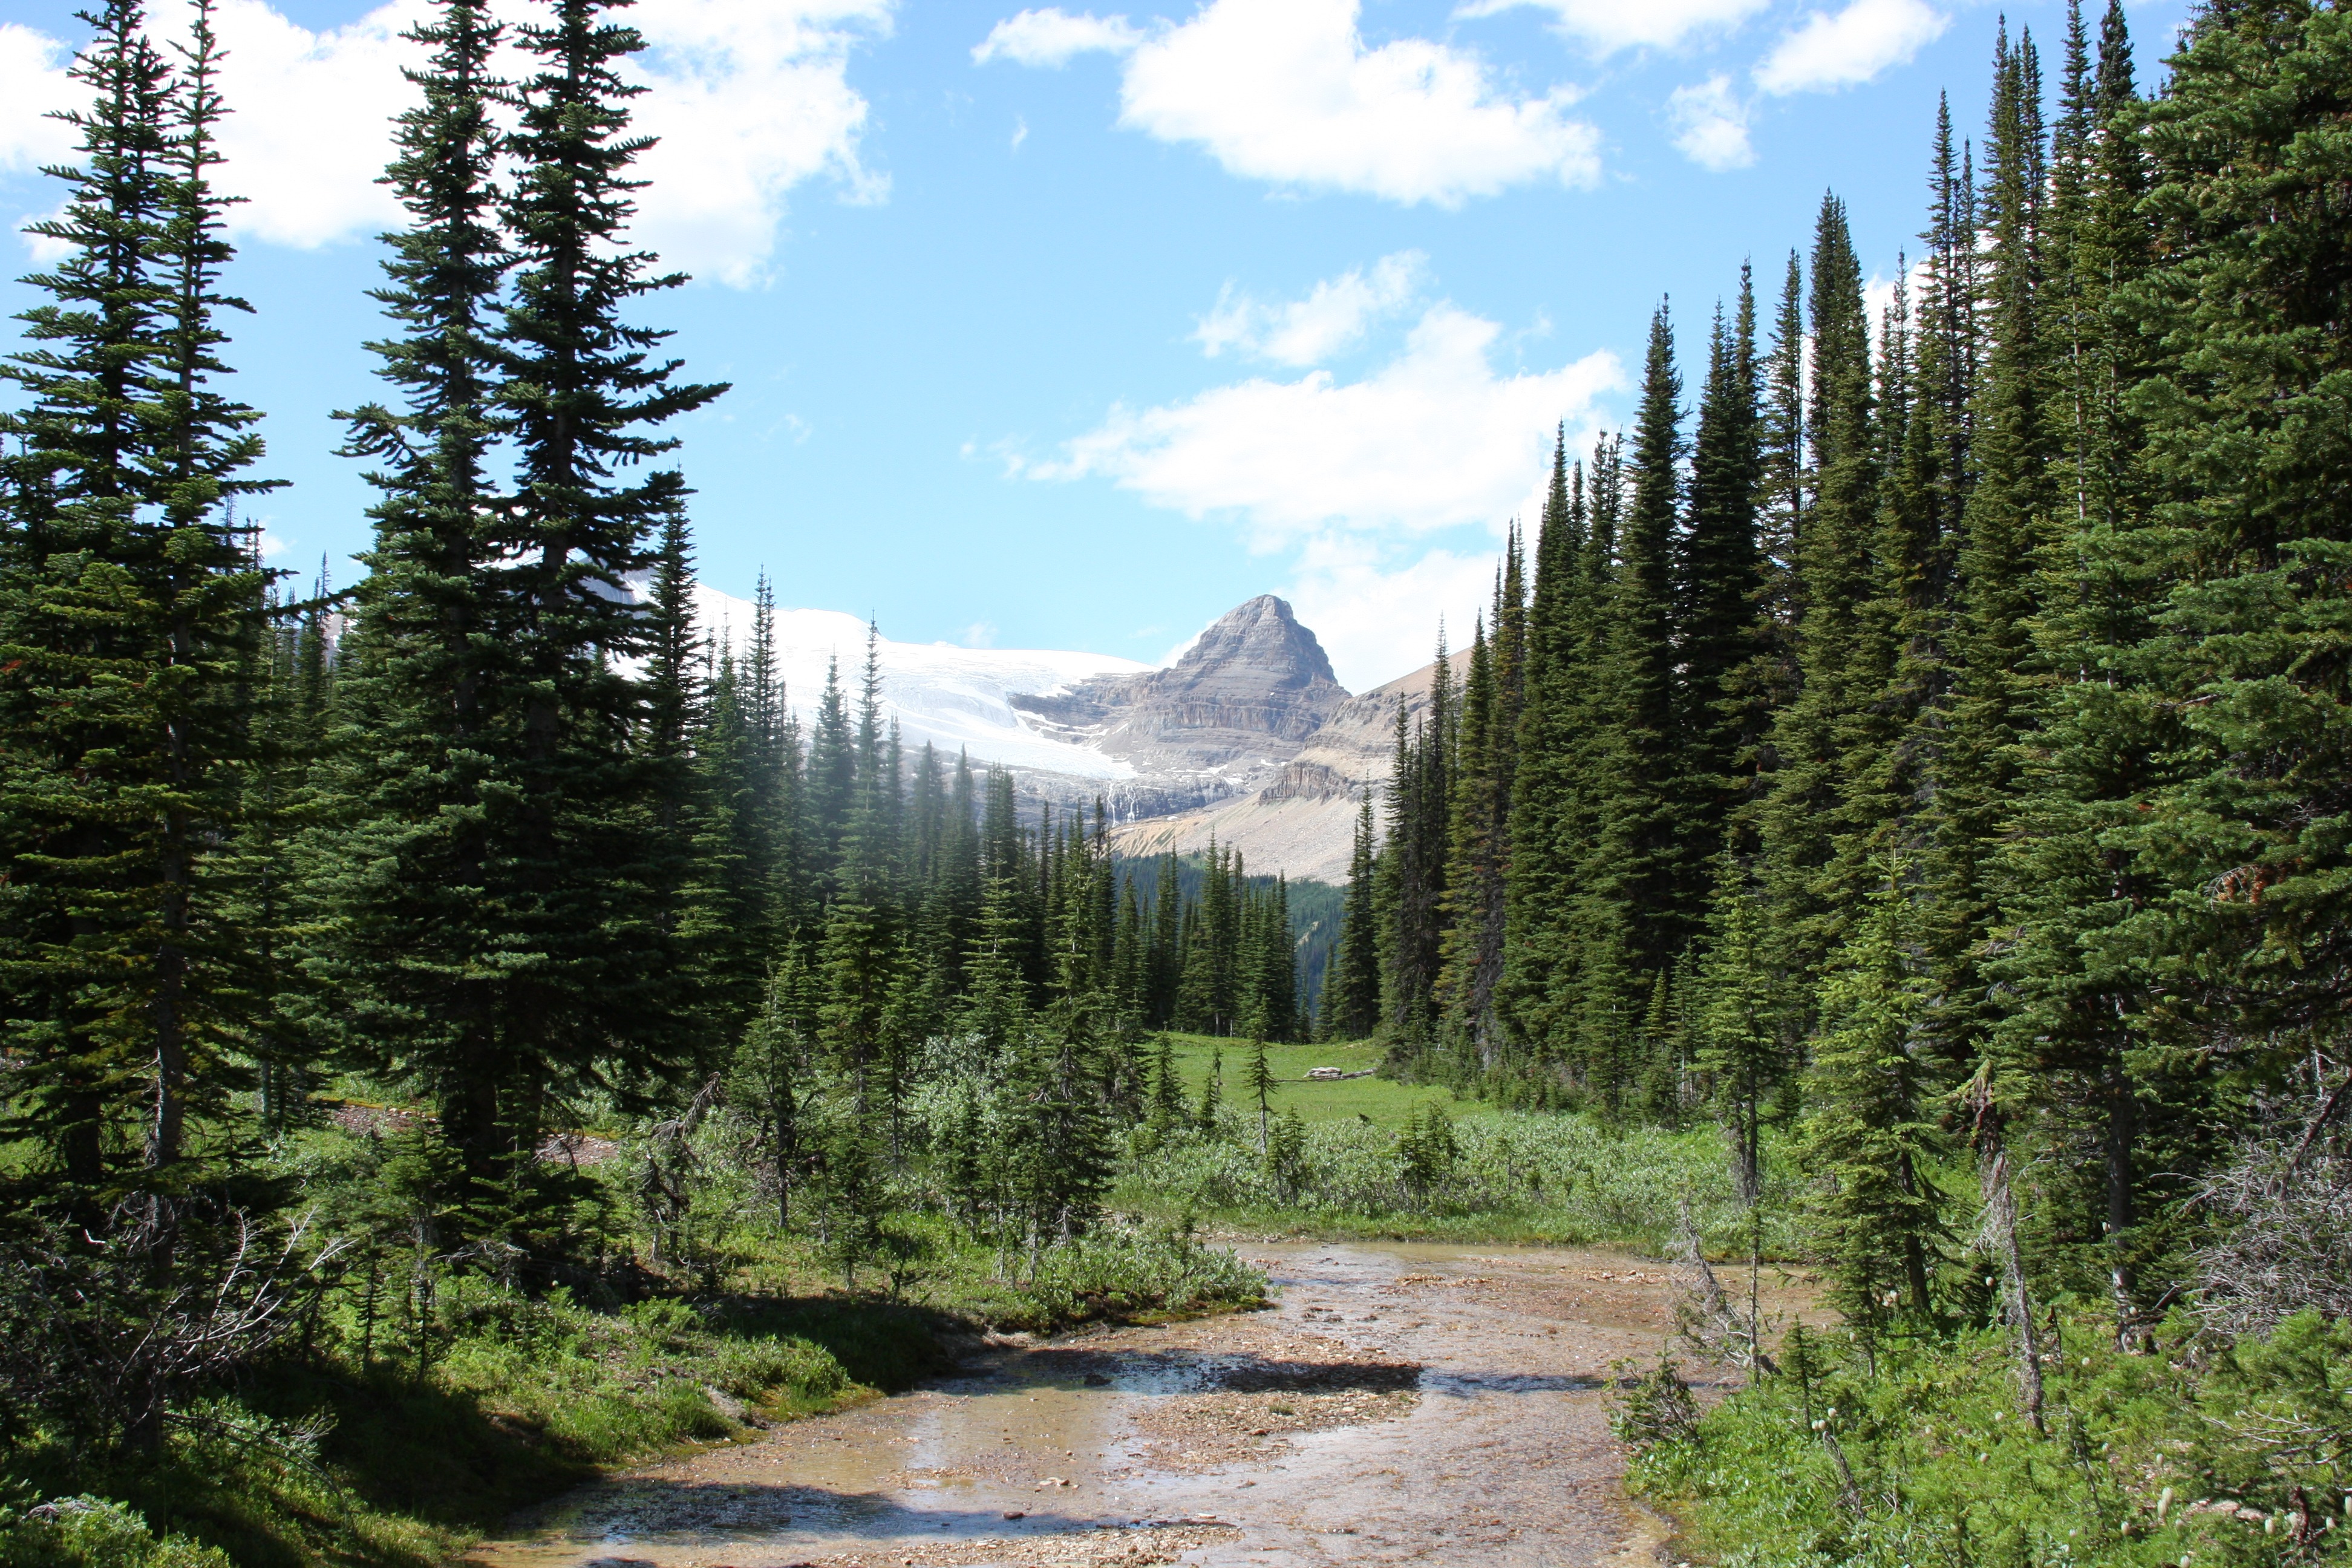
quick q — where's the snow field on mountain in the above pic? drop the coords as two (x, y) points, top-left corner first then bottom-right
(693, 585), (1151, 779)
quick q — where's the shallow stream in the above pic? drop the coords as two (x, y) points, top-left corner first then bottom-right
(463, 1241), (1767, 1568)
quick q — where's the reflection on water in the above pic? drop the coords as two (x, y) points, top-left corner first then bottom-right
(475, 1336), (1264, 1564)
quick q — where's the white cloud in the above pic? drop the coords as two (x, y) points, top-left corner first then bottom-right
(1028, 302), (1621, 546)
(1667, 74), (1753, 169)
(972, 7), (1141, 66)
(981, 0), (1599, 206)
(1194, 251), (1425, 366)
(1754, 0), (1947, 95)
(1457, 0), (1770, 56)
(0, 22), (79, 174)
(625, 0), (891, 286)
(208, 0), (421, 249)
(1284, 535), (1497, 689)
(2, 0), (886, 283)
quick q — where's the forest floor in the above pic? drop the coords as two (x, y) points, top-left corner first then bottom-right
(461, 1240), (1814, 1568)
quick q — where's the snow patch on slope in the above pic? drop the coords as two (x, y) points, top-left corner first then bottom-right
(694, 585), (1152, 779)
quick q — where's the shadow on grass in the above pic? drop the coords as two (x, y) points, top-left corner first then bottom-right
(698, 1294), (969, 1393)
(7, 1292), (967, 1568)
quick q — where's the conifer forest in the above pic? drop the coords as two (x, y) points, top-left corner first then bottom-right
(3, 0), (2352, 1563)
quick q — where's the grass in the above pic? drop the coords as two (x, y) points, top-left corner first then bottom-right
(13, 1048), (1734, 1566)
(1118, 1065), (1803, 1255)
(0, 1282), (950, 1568)
(0, 1183), (1269, 1567)
(1160, 1032), (1491, 1127)
(1625, 1309), (2352, 1568)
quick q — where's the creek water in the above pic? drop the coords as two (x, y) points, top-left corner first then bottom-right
(462, 1241), (1753, 1568)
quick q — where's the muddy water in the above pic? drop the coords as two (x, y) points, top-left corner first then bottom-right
(464, 1242), (1762, 1568)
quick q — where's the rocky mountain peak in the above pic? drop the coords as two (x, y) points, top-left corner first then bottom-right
(1171, 595), (1340, 691)
(1007, 594), (1351, 816)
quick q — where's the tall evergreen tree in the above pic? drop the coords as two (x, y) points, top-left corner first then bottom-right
(313, 0), (516, 1185)
(1757, 195), (1878, 996)
(1584, 304), (1688, 993)
(1928, 24), (2053, 1071)
(1678, 277), (1765, 866)
(1331, 795), (1383, 1040)
(1, 0), (277, 1200)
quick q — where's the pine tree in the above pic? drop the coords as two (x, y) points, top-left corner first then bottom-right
(1926, 24), (2056, 1083)
(1331, 795), (1383, 1039)
(1, 0), (277, 1200)
(1678, 276), (1764, 871)
(1196, 1045), (1223, 1134)
(1692, 858), (1783, 1203)
(1802, 865), (1941, 1324)
(1579, 305), (1688, 1040)
(1501, 436), (1585, 1057)
(325, 0), (728, 1181)
(1990, 0), (2352, 1332)
(313, 0), (520, 1185)
(1380, 634), (1452, 1047)
(1757, 195), (1878, 998)
(1146, 853), (1181, 1027)
(685, 643), (766, 1037)
(1243, 1037), (1276, 1152)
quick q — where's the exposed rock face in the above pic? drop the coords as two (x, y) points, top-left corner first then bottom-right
(1106, 649), (1471, 882)
(1011, 595), (1349, 818)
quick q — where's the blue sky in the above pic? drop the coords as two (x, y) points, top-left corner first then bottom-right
(0, 0), (2187, 688)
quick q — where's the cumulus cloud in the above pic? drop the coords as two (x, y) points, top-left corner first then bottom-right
(971, 7), (1141, 66)
(626, 0), (891, 285)
(980, 0), (1599, 207)
(2, 0), (887, 283)
(1194, 252), (1425, 366)
(1027, 302), (1621, 546)
(1457, 0), (1771, 56)
(205, 0), (420, 249)
(0, 23), (79, 175)
(1667, 74), (1753, 169)
(1754, 0), (1946, 95)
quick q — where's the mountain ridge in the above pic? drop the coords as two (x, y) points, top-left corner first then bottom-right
(692, 585), (1420, 878)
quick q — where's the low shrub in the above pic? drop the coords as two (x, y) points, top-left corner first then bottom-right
(0, 1498), (232, 1568)
(1115, 1110), (1805, 1253)
(1626, 1310), (2352, 1568)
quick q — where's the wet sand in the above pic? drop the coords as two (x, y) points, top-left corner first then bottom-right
(462, 1241), (1759, 1568)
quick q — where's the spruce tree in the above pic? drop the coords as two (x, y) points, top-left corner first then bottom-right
(1692, 858), (1783, 1204)
(1243, 1037), (1276, 1152)
(314, 0), (515, 1180)
(1, 0), (276, 1199)
(1501, 436), (1584, 1056)
(326, 0), (728, 1181)
(1927, 25), (2053, 1070)
(491, 0), (731, 1152)
(1757, 196), (1878, 996)
(1331, 795), (1383, 1039)
(1582, 305), (1687, 1016)
(1677, 276), (1764, 868)
(1802, 866), (1941, 1323)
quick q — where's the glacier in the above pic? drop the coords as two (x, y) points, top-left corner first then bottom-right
(693, 585), (1151, 780)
